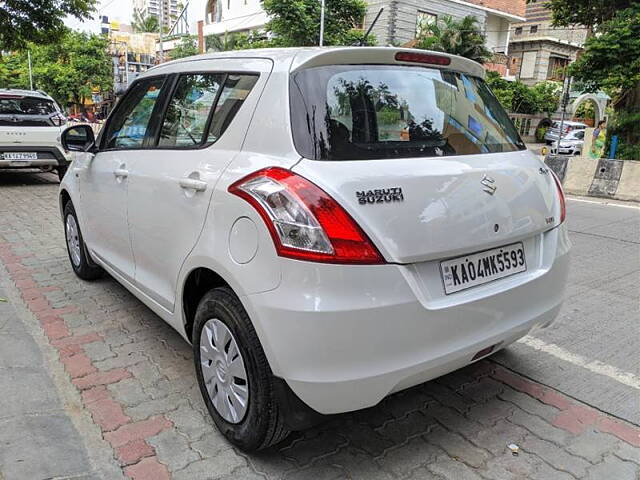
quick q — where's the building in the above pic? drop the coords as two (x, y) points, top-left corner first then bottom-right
(508, 0), (589, 85)
(108, 27), (159, 93)
(201, 0), (268, 37)
(134, 0), (180, 30)
(196, 0), (525, 65)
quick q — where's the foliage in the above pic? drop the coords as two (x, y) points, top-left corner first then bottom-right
(415, 15), (492, 65)
(261, 0), (367, 47)
(535, 126), (548, 143)
(569, 5), (640, 148)
(530, 82), (562, 116)
(574, 101), (595, 120)
(535, 0), (633, 28)
(0, 0), (96, 52)
(607, 108), (640, 159)
(206, 32), (241, 52)
(0, 30), (112, 108)
(485, 71), (560, 115)
(169, 35), (199, 60)
(132, 9), (159, 33)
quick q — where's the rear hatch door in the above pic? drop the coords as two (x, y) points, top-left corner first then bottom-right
(289, 56), (561, 264)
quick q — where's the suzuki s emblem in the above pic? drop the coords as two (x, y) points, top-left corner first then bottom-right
(481, 174), (497, 195)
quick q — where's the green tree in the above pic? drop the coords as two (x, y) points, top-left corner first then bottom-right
(169, 35), (199, 60)
(536, 0), (633, 28)
(0, 0), (97, 52)
(569, 5), (640, 151)
(206, 32), (246, 52)
(531, 81), (561, 116)
(485, 71), (560, 115)
(261, 0), (368, 47)
(132, 9), (159, 33)
(415, 15), (492, 64)
(0, 30), (112, 108)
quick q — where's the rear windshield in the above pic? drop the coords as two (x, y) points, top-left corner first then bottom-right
(290, 65), (526, 161)
(0, 96), (57, 116)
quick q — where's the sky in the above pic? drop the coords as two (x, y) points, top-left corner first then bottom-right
(65, 0), (133, 33)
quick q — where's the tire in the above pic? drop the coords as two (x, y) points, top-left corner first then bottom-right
(193, 287), (289, 451)
(63, 202), (104, 280)
(57, 165), (69, 182)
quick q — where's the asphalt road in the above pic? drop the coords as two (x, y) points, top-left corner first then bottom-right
(494, 197), (640, 425)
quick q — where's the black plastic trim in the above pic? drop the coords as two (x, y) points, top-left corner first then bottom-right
(272, 377), (329, 431)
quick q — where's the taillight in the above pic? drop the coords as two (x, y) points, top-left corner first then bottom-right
(550, 170), (566, 224)
(50, 113), (67, 126)
(228, 167), (385, 264)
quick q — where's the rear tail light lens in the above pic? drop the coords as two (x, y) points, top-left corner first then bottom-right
(550, 170), (566, 224)
(229, 167), (385, 264)
(50, 113), (67, 126)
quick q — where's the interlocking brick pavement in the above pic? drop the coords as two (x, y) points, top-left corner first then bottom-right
(1, 171), (638, 479)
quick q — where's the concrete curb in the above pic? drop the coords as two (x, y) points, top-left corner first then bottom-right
(545, 156), (640, 203)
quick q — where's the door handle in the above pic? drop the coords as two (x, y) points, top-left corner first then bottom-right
(114, 168), (129, 179)
(179, 178), (207, 192)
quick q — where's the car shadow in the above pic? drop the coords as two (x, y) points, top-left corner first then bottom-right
(0, 170), (60, 186)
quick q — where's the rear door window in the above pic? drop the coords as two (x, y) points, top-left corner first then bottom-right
(206, 74), (259, 143)
(0, 96), (56, 115)
(158, 73), (225, 148)
(291, 65), (525, 161)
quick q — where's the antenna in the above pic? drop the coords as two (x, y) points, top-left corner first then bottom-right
(359, 7), (384, 46)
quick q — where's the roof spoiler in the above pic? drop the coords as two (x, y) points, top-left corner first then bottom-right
(290, 47), (486, 79)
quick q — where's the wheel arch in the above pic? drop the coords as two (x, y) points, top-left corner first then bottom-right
(182, 266), (232, 343)
(59, 189), (72, 216)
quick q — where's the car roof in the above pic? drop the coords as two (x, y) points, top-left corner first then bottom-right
(144, 46), (486, 79)
(554, 120), (587, 127)
(0, 88), (54, 100)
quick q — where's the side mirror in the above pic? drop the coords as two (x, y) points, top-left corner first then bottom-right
(61, 124), (97, 153)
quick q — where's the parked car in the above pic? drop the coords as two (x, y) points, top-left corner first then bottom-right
(544, 120), (587, 145)
(0, 89), (71, 181)
(551, 129), (585, 156)
(59, 47), (570, 451)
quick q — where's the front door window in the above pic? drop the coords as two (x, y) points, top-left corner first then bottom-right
(103, 77), (166, 150)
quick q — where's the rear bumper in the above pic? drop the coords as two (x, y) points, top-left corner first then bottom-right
(244, 225), (570, 415)
(0, 145), (69, 168)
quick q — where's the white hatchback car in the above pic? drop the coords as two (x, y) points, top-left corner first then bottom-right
(0, 89), (70, 181)
(59, 47), (570, 451)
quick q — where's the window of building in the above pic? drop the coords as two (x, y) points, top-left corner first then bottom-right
(205, 0), (222, 23)
(416, 11), (437, 37)
(530, 25), (538, 33)
(520, 51), (538, 79)
(547, 56), (570, 81)
(515, 27), (523, 35)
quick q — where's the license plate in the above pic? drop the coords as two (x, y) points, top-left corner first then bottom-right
(4, 152), (37, 160)
(440, 242), (527, 295)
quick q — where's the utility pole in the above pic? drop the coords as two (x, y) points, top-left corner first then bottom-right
(27, 51), (34, 90)
(555, 75), (572, 155)
(319, 0), (326, 46)
(159, 0), (164, 63)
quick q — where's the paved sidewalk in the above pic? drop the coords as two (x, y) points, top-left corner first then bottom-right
(0, 172), (638, 480)
(0, 281), (98, 479)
